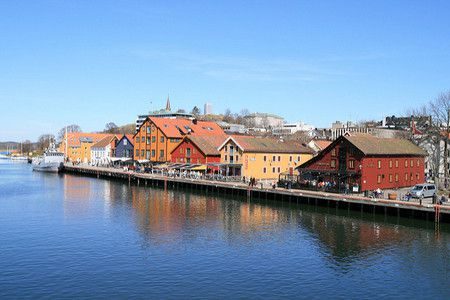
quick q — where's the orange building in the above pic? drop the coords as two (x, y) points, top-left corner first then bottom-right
(133, 117), (224, 163)
(59, 132), (110, 163)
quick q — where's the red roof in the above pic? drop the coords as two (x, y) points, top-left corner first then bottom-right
(149, 118), (224, 138)
(66, 133), (111, 147)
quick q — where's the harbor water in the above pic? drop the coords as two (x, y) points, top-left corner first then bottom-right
(0, 160), (449, 299)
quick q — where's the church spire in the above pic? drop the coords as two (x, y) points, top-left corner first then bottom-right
(166, 94), (171, 111)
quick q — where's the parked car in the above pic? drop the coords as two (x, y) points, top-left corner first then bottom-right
(410, 184), (437, 199)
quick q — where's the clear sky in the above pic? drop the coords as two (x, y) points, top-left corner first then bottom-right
(1, 0), (450, 141)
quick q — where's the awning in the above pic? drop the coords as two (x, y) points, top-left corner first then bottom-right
(137, 159), (150, 164)
(190, 165), (207, 171)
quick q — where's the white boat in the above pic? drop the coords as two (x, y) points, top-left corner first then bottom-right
(11, 156), (28, 161)
(32, 143), (65, 173)
(0, 154), (9, 160)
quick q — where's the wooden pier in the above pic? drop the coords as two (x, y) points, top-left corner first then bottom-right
(62, 164), (450, 224)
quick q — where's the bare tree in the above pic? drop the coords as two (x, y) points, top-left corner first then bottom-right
(37, 134), (55, 151)
(223, 108), (234, 123)
(22, 140), (33, 154)
(104, 122), (119, 133)
(429, 91), (450, 188)
(58, 124), (81, 142)
(191, 106), (201, 117)
(176, 108), (186, 113)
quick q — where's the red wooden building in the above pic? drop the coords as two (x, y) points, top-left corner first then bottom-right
(170, 135), (227, 171)
(295, 135), (427, 192)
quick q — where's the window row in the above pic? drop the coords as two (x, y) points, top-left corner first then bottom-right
(262, 167), (281, 174)
(377, 173), (421, 183)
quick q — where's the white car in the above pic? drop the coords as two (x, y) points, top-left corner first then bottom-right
(410, 184), (437, 199)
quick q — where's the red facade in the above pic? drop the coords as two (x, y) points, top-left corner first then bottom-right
(297, 136), (425, 192)
(170, 139), (221, 165)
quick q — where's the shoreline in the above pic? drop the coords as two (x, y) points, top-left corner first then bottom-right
(62, 164), (450, 224)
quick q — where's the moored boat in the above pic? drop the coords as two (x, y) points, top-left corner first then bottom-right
(32, 142), (64, 173)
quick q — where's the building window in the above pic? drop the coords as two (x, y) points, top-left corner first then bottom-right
(405, 160), (408, 167)
(146, 137), (150, 145)
(160, 136), (165, 143)
(395, 160), (398, 168)
(331, 160), (336, 168)
(378, 160), (381, 169)
(410, 173), (413, 181)
(349, 160), (355, 169)
(141, 150), (144, 157)
(224, 155), (227, 161)
(377, 175), (382, 183)
(395, 173), (399, 182)
(124, 139), (128, 146)
(389, 174), (393, 183)
(289, 156), (292, 162)
(331, 149), (336, 157)
(141, 137), (145, 142)
(416, 173), (419, 180)
(278, 156), (281, 162)
(159, 150), (164, 158)
(297, 156), (300, 162)
(417, 159), (420, 167)
(151, 150), (155, 157)
(263, 167), (266, 173)
(410, 159), (414, 167)
(389, 160), (392, 168)
(146, 150), (150, 159)
(264, 156), (267, 162)
(135, 149), (139, 157)
(135, 137), (139, 143)
(272, 155), (276, 161)
(277, 167), (280, 173)
(272, 167), (275, 173)
(224, 146), (227, 151)
(180, 148), (183, 154)
(235, 155), (238, 162)
(152, 136), (156, 143)
(405, 173), (408, 181)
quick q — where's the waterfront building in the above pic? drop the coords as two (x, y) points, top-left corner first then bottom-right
(133, 117), (224, 163)
(115, 134), (134, 159)
(135, 97), (194, 132)
(170, 135), (226, 169)
(296, 134), (426, 192)
(60, 133), (111, 163)
(218, 135), (313, 180)
(90, 135), (119, 166)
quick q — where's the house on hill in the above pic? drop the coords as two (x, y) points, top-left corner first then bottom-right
(295, 135), (427, 192)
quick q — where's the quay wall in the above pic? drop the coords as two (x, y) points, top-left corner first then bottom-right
(62, 165), (450, 224)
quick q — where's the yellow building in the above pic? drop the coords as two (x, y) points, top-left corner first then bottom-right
(59, 133), (110, 163)
(218, 136), (313, 180)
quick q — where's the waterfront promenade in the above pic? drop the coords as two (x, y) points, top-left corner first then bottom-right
(63, 164), (450, 224)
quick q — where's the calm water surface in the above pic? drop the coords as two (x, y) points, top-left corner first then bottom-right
(0, 160), (449, 299)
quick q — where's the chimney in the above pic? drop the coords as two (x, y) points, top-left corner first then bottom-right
(192, 119), (198, 125)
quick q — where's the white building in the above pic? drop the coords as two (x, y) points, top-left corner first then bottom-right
(217, 121), (247, 134)
(204, 102), (212, 115)
(90, 135), (118, 166)
(272, 121), (314, 135)
(243, 113), (284, 129)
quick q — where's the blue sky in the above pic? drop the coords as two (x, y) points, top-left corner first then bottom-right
(1, 0), (450, 141)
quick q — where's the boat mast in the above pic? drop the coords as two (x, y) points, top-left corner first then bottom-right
(65, 126), (68, 160)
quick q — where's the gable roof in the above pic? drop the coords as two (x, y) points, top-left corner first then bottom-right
(146, 117), (224, 138)
(344, 135), (426, 156)
(91, 135), (117, 149)
(66, 133), (111, 147)
(117, 134), (134, 146)
(180, 135), (227, 156)
(219, 135), (313, 154)
(313, 140), (332, 151)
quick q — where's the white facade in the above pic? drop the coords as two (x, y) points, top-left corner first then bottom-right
(204, 102), (212, 115)
(91, 144), (113, 166)
(244, 113), (284, 129)
(272, 122), (314, 135)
